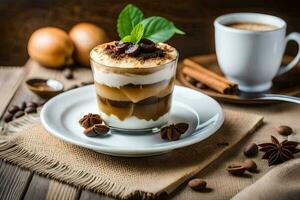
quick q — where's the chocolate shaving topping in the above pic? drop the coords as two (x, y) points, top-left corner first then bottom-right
(258, 135), (300, 166)
(106, 40), (166, 61)
(160, 123), (189, 141)
(79, 113), (102, 129)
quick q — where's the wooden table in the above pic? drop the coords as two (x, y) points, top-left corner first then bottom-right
(0, 60), (299, 200)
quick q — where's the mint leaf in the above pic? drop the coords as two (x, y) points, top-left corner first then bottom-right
(117, 4), (144, 38)
(121, 35), (132, 43)
(141, 16), (185, 43)
(130, 23), (144, 43)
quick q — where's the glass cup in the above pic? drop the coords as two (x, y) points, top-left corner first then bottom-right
(90, 48), (178, 131)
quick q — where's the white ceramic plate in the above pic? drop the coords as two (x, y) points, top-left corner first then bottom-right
(41, 85), (224, 157)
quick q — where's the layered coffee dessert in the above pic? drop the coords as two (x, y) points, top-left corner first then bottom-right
(90, 40), (178, 129)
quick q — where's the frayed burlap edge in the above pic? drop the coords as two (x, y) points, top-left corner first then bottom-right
(0, 115), (167, 200)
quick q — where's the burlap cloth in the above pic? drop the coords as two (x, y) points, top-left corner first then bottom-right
(0, 109), (263, 199)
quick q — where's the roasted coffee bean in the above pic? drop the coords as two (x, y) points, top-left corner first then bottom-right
(188, 178), (207, 191)
(116, 42), (130, 53)
(139, 39), (156, 53)
(277, 125), (293, 136)
(244, 143), (258, 157)
(84, 124), (109, 137)
(14, 111), (25, 119)
(26, 101), (38, 108)
(4, 113), (13, 122)
(63, 68), (74, 79)
(243, 160), (257, 173)
(227, 164), (246, 175)
(8, 105), (20, 114)
(125, 44), (140, 57)
(20, 101), (26, 110)
(24, 106), (37, 114)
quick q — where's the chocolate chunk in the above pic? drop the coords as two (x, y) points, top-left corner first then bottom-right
(20, 102), (26, 111)
(125, 44), (140, 57)
(139, 39), (156, 53)
(227, 164), (246, 175)
(116, 42), (130, 53)
(63, 68), (74, 79)
(188, 178), (207, 191)
(84, 124), (110, 137)
(243, 160), (257, 173)
(4, 113), (13, 123)
(24, 106), (37, 114)
(8, 105), (20, 114)
(277, 125), (293, 136)
(244, 143), (258, 157)
(14, 111), (25, 119)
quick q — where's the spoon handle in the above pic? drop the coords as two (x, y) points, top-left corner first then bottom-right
(261, 94), (300, 104)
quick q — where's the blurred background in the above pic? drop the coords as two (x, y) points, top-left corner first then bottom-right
(0, 0), (300, 66)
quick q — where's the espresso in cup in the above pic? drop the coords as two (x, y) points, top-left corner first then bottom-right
(214, 13), (300, 92)
(226, 22), (277, 32)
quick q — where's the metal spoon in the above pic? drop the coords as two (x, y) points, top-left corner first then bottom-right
(238, 90), (300, 104)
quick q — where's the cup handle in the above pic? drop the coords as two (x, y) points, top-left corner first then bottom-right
(277, 32), (300, 76)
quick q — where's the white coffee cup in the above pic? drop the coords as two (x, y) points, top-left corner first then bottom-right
(214, 13), (300, 92)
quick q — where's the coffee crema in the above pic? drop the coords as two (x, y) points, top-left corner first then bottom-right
(226, 22), (278, 31)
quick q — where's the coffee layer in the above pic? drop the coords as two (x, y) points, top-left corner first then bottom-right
(97, 94), (172, 121)
(95, 78), (174, 102)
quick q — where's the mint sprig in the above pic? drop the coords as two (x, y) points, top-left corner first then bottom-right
(117, 4), (185, 44)
(117, 4), (144, 39)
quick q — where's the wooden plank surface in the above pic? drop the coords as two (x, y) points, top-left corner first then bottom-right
(0, 160), (32, 200)
(0, 67), (24, 117)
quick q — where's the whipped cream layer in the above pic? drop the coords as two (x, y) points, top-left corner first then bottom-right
(101, 112), (169, 130)
(93, 62), (176, 88)
(90, 41), (178, 68)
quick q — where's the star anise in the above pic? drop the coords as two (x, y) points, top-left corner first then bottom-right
(79, 113), (102, 129)
(258, 135), (300, 166)
(160, 123), (189, 141)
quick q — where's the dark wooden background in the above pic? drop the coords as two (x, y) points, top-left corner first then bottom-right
(1, 0), (300, 66)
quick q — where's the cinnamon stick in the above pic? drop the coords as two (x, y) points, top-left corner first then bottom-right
(182, 67), (232, 94)
(182, 59), (238, 94)
(183, 59), (238, 88)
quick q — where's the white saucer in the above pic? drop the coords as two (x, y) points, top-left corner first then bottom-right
(41, 85), (224, 157)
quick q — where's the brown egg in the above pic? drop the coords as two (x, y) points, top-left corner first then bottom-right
(69, 23), (109, 66)
(27, 27), (74, 68)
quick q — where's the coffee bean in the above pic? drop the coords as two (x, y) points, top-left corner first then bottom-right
(24, 106), (37, 114)
(20, 101), (26, 110)
(8, 105), (20, 114)
(277, 125), (293, 136)
(125, 44), (140, 57)
(188, 178), (207, 191)
(227, 164), (246, 175)
(244, 143), (258, 157)
(26, 101), (38, 108)
(243, 160), (257, 173)
(63, 68), (74, 79)
(14, 111), (25, 119)
(139, 39), (156, 53)
(4, 113), (13, 122)
(116, 42), (130, 53)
